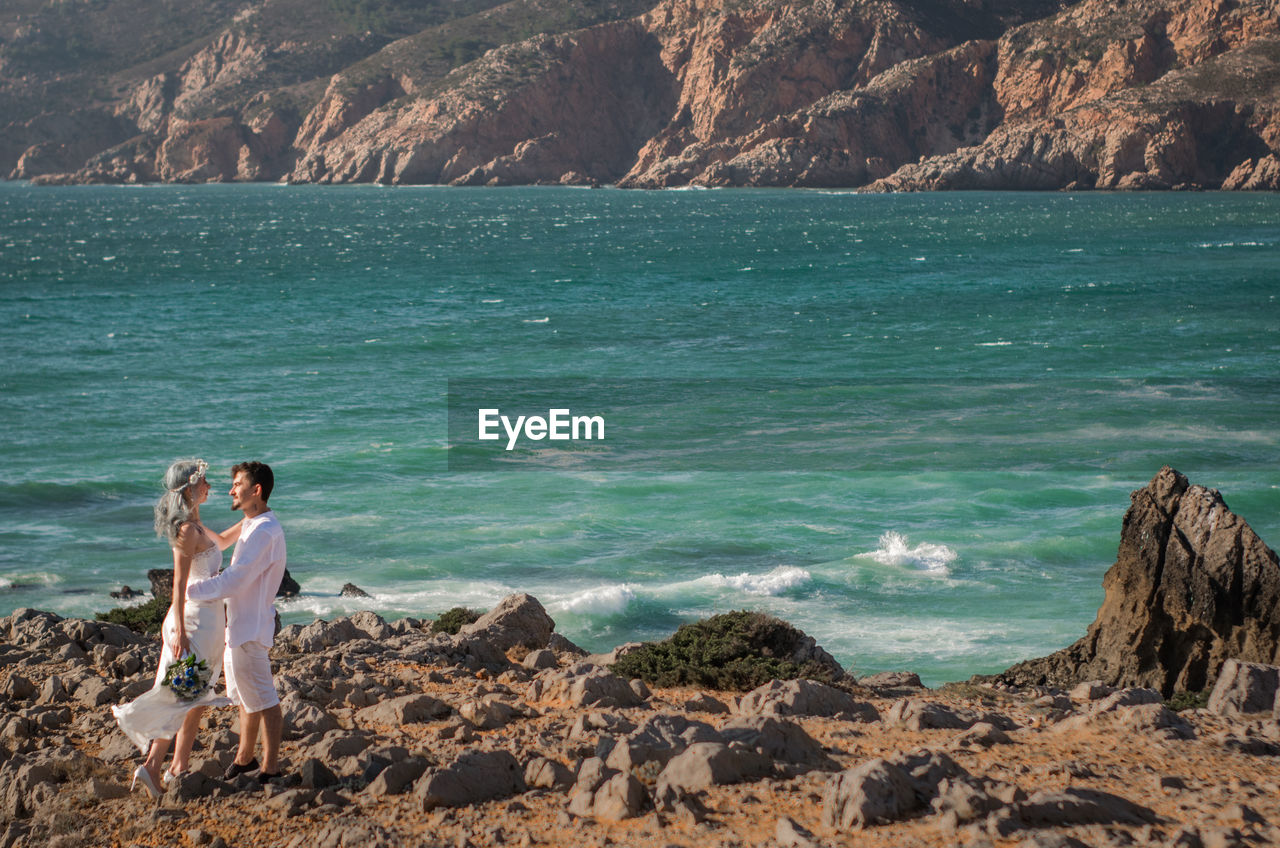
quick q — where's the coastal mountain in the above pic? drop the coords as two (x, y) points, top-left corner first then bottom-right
(992, 467), (1280, 697)
(3, 0), (1277, 188)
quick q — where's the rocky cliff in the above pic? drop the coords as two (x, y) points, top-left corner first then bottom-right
(3, 0), (1277, 188)
(992, 467), (1280, 696)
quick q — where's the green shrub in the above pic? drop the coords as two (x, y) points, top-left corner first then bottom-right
(432, 606), (482, 634)
(96, 597), (167, 634)
(610, 610), (839, 692)
(1166, 690), (1210, 712)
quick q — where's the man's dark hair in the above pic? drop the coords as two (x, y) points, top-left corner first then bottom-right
(232, 461), (274, 502)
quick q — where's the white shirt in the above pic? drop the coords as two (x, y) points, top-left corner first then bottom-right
(186, 511), (286, 648)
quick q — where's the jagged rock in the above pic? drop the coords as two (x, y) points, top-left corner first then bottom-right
(736, 679), (879, 722)
(1069, 681), (1115, 702)
(604, 713), (721, 772)
(1093, 688), (1164, 713)
(1118, 704), (1196, 740)
(311, 731), (373, 762)
(37, 676), (67, 705)
(458, 593), (554, 652)
(568, 710), (637, 742)
(1222, 155), (1280, 191)
(283, 822), (400, 848)
(1207, 659), (1280, 718)
(86, 776), (131, 800)
(522, 649), (557, 671)
(1055, 688), (1169, 733)
(72, 676), (117, 707)
(887, 699), (1013, 731)
(169, 771), (230, 801)
(356, 694), (451, 727)
(339, 583), (371, 598)
(347, 611), (391, 640)
(6, 610), (69, 650)
(548, 633), (588, 656)
(524, 756), (574, 791)
(858, 671), (925, 693)
(289, 618), (364, 652)
(280, 695), (341, 738)
(576, 771), (650, 820)
(683, 693), (731, 714)
(414, 749), (525, 810)
(654, 741), (771, 796)
(718, 716), (838, 773)
(529, 663), (646, 709)
(109, 586), (145, 600)
(1017, 835), (1093, 848)
(1014, 787), (1159, 827)
(298, 757), (340, 789)
(949, 721), (1015, 749)
(368, 757), (430, 796)
(931, 775), (1025, 823)
(566, 757), (650, 820)
(822, 748), (964, 829)
(775, 816), (822, 848)
(991, 468), (1280, 696)
(2, 675), (36, 702)
(821, 757), (919, 828)
(458, 697), (523, 730)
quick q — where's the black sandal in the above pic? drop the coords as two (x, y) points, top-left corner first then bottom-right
(222, 758), (259, 780)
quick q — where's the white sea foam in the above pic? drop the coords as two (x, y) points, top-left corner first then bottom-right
(523, 317), (550, 323)
(548, 584), (637, 615)
(858, 531), (957, 575)
(667, 565), (812, 597)
(276, 578), (518, 622)
(0, 571), (61, 590)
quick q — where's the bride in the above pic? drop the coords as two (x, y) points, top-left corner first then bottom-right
(112, 458), (240, 797)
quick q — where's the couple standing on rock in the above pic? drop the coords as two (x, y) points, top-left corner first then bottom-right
(111, 458), (287, 798)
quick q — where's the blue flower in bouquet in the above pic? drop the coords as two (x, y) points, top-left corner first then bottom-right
(162, 652), (212, 702)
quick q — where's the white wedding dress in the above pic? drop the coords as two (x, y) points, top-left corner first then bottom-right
(112, 533), (231, 751)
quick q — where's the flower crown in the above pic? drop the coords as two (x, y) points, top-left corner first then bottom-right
(170, 459), (209, 492)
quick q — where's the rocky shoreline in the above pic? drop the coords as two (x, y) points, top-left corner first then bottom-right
(1, 467), (1278, 848)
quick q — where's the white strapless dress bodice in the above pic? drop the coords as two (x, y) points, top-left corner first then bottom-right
(112, 540), (231, 751)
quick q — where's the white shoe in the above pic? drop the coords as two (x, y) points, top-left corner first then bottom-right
(130, 765), (161, 800)
(162, 770), (183, 786)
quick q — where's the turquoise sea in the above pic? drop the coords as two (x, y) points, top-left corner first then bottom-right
(1, 183), (1277, 686)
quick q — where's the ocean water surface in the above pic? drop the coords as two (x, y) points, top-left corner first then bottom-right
(1, 183), (1277, 685)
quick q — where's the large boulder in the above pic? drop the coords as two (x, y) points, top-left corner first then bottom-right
(990, 467), (1280, 696)
(822, 749), (964, 829)
(604, 713), (721, 772)
(654, 742), (771, 797)
(528, 663), (646, 709)
(718, 716), (839, 773)
(736, 679), (879, 722)
(458, 593), (554, 652)
(1206, 659), (1280, 718)
(414, 749), (526, 810)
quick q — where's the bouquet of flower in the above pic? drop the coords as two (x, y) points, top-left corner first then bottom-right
(162, 652), (212, 702)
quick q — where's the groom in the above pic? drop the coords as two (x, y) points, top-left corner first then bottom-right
(186, 461), (287, 781)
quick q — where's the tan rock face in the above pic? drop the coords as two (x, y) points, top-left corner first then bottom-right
(993, 467), (1280, 697)
(8, 0), (1279, 188)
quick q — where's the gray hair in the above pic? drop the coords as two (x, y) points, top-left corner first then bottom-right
(153, 458), (206, 544)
